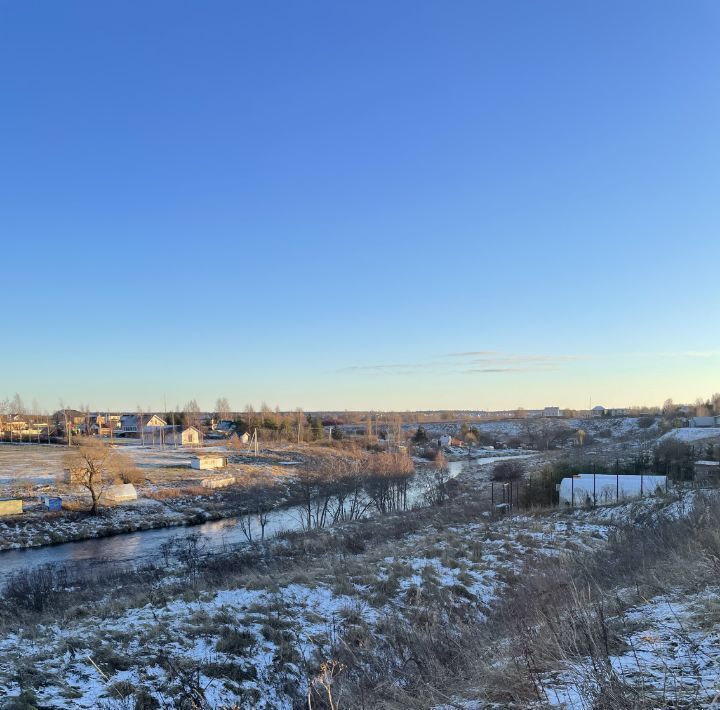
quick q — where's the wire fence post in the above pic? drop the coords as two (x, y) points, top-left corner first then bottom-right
(593, 472), (596, 508)
(616, 473), (619, 502)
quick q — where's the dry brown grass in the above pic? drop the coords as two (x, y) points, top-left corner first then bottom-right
(145, 485), (208, 500)
(333, 492), (720, 709)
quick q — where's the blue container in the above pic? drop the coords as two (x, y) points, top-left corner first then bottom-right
(42, 496), (62, 511)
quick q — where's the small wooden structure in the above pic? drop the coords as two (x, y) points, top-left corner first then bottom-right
(0, 499), (23, 516)
(191, 454), (227, 470)
(181, 426), (203, 446)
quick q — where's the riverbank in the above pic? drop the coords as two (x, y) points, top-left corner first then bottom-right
(0, 450), (543, 555)
(0, 462), (309, 552)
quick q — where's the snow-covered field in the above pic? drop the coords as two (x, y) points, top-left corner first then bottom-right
(543, 590), (720, 708)
(658, 426), (720, 443)
(415, 416), (659, 441)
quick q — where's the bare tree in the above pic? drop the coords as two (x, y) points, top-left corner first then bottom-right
(662, 398), (675, 417)
(183, 399), (202, 429)
(244, 404), (256, 431)
(10, 392), (25, 417)
(295, 407), (305, 445)
(712, 393), (720, 416)
(9, 393), (24, 443)
(426, 451), (450, 506)
(215, 397), (231, 421)
(492, 459), (525, 482)
(0, 398), (8, 441)
(694, 397), (709, 416)
(64, 438), (135, 515)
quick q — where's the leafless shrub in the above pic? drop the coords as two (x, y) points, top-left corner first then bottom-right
(492, 459), (525, 482)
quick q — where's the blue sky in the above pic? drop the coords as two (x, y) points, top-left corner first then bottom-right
(1, 1), (719, 412)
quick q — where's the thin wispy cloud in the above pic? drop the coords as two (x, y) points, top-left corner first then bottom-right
(464, 366), (560, 374)
(336, 363), (432, 375)
(336, 351), (587, 376)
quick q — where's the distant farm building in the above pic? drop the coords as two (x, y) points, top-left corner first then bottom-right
(591, 406), (605, 417)
(543, 406), (562, 418)
(181, 426), (203, 446)
(689, 416), (720, 428)
(191, 454), (228, 470)
(694, 460), (720, 483)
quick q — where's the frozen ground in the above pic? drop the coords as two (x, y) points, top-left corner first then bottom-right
(542, 589), (720, 708)
(0, 444), (68, 484)
(658, 426), (720, 443)
(0, 495), (619, 707)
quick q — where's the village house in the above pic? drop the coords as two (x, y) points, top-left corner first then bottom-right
(53, 409), (86, 431)
(119, 413), (168, 434)
(1, 415), (29, 435)
(543, 406), (562, 418)
(214, 419), (237, 436)
(591, 405), (606, 417)
(0, 415), (49, 438)
(90, 414), (122, 436)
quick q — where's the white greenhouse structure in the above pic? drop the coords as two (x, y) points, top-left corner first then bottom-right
(559, 473), (667, 506)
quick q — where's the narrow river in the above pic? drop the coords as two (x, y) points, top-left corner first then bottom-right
(0, 455), (529, 578)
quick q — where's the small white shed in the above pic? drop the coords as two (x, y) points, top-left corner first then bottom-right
(181, 426), (203, 446)
(104, 483), (138, 503)
(191, 454), (228, 470)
